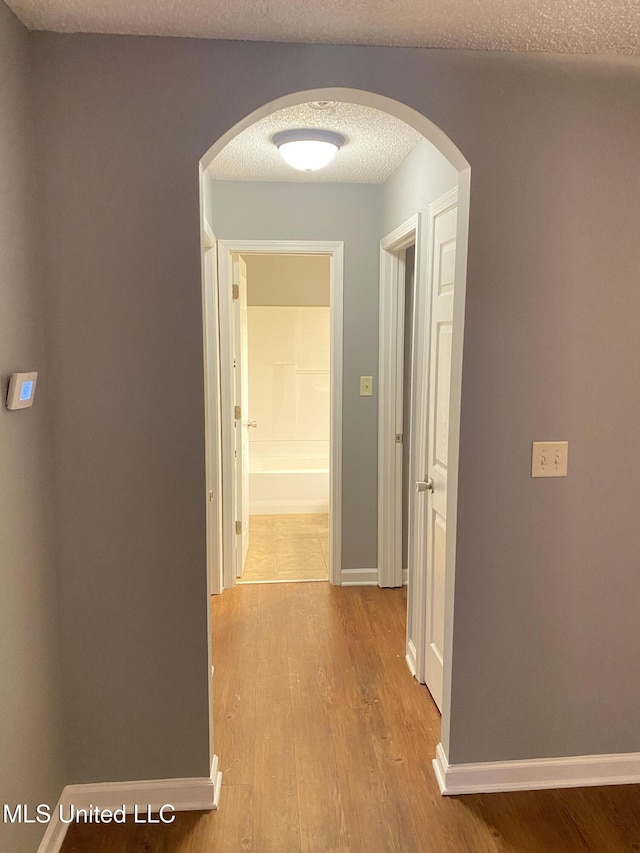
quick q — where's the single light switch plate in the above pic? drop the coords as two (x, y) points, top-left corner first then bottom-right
(531, 441), (568, 477)
(360, 376), (373, 397)
(6, 372), (38, 410)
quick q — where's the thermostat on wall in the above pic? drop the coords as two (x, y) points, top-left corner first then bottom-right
(7, 372), (38, 410)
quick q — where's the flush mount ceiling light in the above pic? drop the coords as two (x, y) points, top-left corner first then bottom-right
(273, 129), (345, 172)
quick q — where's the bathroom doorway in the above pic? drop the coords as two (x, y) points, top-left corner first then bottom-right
(216, 239), (344, 591)
(236, 252), (332, 583)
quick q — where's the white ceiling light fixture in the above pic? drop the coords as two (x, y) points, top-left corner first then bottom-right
(273, 129), (345, 172)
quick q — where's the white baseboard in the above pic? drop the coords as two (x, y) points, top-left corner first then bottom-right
(239, 577), (328, 585)
(340, 567), (378, 586)
(249, 500), (329, 515)
(36, 806), (69, 853)
(433, 741), (640, 796)
(405, 639), (417, 678)
(37, 756), (222, 853)
(339, 567), (408, 587)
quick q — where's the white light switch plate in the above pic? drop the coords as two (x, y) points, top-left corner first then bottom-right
(360, 376), (373, 396)
(531, 441), (568, 477)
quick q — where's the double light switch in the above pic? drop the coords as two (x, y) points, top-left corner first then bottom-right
(531, 441), (568, 477)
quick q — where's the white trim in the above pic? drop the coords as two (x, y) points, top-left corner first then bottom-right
(433, 742), (640, 796)
(329, 245), (344, 589)
(249, 499), (329, 515)
(218, 245), (237, 592)
(37, 758), (222, 853)
(36, 804), (68, 853)
(217, 240), (343, 589)
(378, 215), (419, 590)
(199, 167), (219, 775)
(239, 577), (328, 585)
(202, 217), (215, 248)
(405, 638), (417, 677)
(439, 171), (470, 757)
(201, 229), (223, 599)
(340, 567), (378, 586)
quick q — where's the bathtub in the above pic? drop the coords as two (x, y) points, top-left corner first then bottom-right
(248, 454), (329, 515)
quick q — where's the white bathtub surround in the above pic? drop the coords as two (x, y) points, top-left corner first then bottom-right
(249, 443), (329, 514)
(249, 464), (329, 514)
(248, 305), (330, 514)
(248, 305), (330, 445)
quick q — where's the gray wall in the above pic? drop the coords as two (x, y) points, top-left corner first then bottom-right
(211, 180), (382, 569)
(32, 34), (213, 784)
(383, 138), (459, 234)
(245, 254), (330, 306)
(0, 6), (65, 851)
(27, 30), (640, 777)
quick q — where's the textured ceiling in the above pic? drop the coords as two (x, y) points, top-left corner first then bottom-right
(6, 0), (640, 55)
(209, 101), (422, 184)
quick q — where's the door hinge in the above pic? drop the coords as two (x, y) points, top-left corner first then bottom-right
(396, 434), (403, 443)
(232, 284), (240, 300)
(234, 404), (241, 420)
(235, 520), (242, 535)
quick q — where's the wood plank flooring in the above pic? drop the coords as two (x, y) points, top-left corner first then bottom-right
(61, 584), (640, 852)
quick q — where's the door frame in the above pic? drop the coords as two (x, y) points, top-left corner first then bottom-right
(201, 216), (224, 599)
(378, 214), (420, 590)
(217, 239), (344, 589)
(232, 255), (250, 579)
(200, 168), (220, 775)
(378, 213), (432, 683)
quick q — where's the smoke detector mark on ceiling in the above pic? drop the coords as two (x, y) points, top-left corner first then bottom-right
(309, 101), (339, 112)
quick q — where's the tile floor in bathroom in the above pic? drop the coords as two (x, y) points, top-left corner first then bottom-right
(238, 513), (329, 583)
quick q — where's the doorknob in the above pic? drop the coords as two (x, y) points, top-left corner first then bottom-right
(247, 420), (258, 429)
(416, 477), (434, 493)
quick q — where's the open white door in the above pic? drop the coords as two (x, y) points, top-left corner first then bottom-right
(420, 189), (458, 713)
(232, 254), (250, 577)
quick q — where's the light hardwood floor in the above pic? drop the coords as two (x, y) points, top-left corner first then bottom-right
(61, 584), (640, 852)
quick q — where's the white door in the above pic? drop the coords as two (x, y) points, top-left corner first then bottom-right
(232, 254), (250, 577)
(421, 192), (457, 712)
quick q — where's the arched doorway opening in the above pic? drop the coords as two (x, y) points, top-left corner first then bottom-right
(199, 87), (470, 785)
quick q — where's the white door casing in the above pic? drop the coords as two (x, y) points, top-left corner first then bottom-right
(232, 255), (250, 577)
(378, 215), (420, 591)
(201, 219), (224, 599)
(422, 189), (458, 712)
(200, 166), (220, 773)
(218, 240), (343, 589)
